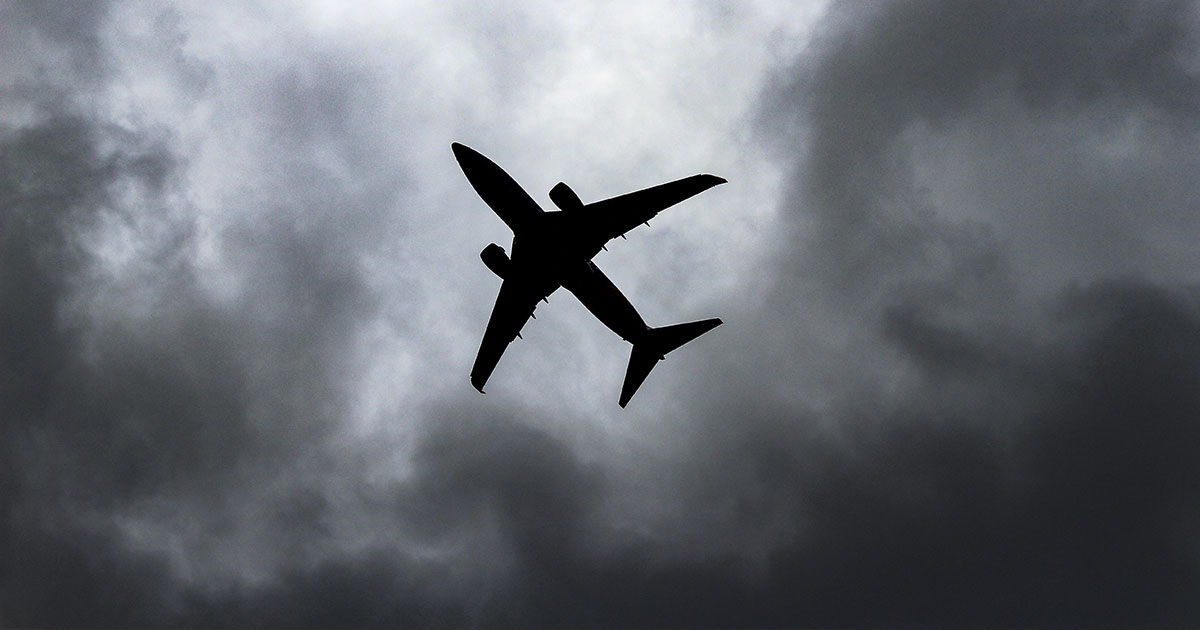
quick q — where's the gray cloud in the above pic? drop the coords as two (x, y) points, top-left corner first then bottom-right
(0, 1), (112, 88)
(0, 4), (403, 623)
(764, 0), (1200, 294)
(0, 110), (191, 626)
(659, 0), (1200, 622)
(670, 278), (1200, 624)
(4, 0), (1200, 627)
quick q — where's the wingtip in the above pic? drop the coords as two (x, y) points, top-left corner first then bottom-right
(706, 174), (727, 185)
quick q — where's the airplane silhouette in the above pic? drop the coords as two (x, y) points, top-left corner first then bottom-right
(453, 143), (724, 407)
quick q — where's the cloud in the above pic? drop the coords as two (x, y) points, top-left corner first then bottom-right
(643, 0), (1200, 622)
(3, 0), (1200, 626)
(0, 1), (112, 89)
(0, 109), (192, 627)
(0, 5), (404, 623)
(762, 0), (1200, 292)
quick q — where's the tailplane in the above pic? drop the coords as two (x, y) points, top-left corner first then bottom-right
(619, 318), (722, 407)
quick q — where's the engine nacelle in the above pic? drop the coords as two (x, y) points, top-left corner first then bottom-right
(549, 181), (583, 212)
(480, 243), (510, 278)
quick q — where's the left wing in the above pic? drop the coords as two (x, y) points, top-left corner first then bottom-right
(582, 173), (725, 242)
(470, 275), (552, 393)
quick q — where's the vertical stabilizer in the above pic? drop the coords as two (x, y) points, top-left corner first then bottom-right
(619, 318), (722, 407)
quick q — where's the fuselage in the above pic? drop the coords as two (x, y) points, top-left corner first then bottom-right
(513, 213), (650, 344)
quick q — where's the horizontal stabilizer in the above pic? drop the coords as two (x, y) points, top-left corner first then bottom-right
(619, 318), (722, 407)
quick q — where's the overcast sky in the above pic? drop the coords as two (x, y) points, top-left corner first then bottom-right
(3, 1), (1200, 626)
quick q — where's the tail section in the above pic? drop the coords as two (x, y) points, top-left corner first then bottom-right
(619, 318), (722, 407)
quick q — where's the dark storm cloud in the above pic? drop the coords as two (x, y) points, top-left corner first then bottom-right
(762, 0), (1199, 295)
(651, 0), (1200, 623)
(1, 110), (189, 625)
(0, 8), (396, 626)
(168, 406), (607, 627)
(678, 279), (1200, 625)
(6, 0), (1200, 627)
(186, 281), (1200, 627)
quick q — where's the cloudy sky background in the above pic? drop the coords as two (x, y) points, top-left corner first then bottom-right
(3, 0), (1200, 625)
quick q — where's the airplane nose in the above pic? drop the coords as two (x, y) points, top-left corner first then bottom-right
(451, 142), (475, 161)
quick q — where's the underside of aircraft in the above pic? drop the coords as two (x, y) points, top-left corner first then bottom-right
(453, 142), (724, 407)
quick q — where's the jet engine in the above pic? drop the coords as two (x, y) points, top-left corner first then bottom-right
(480, 243), (509, 278)
(549, 182), (583, 212)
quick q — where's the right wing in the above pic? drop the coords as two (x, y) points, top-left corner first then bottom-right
(583, 173), (725, 243)
(470, 276), (549, 393)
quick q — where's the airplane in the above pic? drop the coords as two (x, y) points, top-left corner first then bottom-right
(452, 142), (725, 407)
